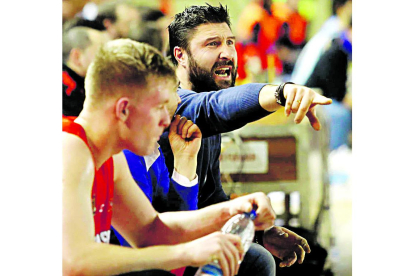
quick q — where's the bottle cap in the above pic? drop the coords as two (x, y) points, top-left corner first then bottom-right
(249, 209), (257, 220)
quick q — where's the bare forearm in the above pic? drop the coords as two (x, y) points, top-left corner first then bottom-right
(143, 201), (233, 246)
(174, 155), (197, 181)
(63, 242), (189, 276)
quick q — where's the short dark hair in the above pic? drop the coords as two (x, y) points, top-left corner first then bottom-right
(139, 6), (165, 22)
(95, 0), (139, 26)
(129, 23), (163, 51)
(168, 3), (231, 65)
(62, 17), (106, 33)
(95, 0), (118, 26)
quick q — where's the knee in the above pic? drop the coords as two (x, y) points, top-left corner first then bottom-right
(240, 243), (276, 276)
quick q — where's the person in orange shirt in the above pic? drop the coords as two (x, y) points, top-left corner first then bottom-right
(235, 0), (308, 82)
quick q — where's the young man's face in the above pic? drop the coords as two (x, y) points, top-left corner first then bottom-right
(186, 22), (238, 92)
(126, 76), (174, 155)
(161, 89), (182, 132)
(166, 90), (181, 120)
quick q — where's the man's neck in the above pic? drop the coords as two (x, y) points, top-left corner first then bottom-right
(75, 110), (119, 169)
(176, 66), (192, 90)
(66, 60), (85, 78)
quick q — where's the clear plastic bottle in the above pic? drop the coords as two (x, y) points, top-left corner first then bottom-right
(195, 210), (257, 276)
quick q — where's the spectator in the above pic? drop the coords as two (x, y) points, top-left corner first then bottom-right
(128, 22), (164, 52)
(305, 21), (352, 150)
(271, 0), (308, 75)
(235, 0), (308, 82)
(235, 0), (282, 82)
(124, 7), (171, 55)
(62, 26), (109, 116)
(95, 0), (140, 39)
(290, 0), (352, 84)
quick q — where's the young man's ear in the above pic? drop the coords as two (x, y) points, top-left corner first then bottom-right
(174, 46), (187, 68)
(115, 97), (130, 122)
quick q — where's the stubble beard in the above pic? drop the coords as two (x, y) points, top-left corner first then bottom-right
(188, 55), (237, 93)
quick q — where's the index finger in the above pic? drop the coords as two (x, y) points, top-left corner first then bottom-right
(313, 93), (333, 105)
(169, 114), (181, 134)
(224, 233), (244, 257)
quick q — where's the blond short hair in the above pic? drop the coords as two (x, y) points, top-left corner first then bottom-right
(85, 39), (177, 103)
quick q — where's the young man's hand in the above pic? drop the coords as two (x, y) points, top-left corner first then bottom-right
(227, 192), (276, 231)
(169, 115), (202, 180)
(182, 232), (244, 276)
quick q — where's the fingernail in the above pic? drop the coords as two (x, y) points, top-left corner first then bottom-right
(277, 230), (286, 236)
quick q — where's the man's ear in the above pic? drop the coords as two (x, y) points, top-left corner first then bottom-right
(103, 18), (117, 38)
(115, 97), (130, 122)
(103, 18), (113, 30)
(174, 46), (187, 68)
(68, 48), (83, 68)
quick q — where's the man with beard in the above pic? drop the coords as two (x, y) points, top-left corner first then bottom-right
(159, 4), (332, 276)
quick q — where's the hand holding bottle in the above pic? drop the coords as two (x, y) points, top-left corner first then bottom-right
(227, 192), (276, 231)
(195, 210), (258, 276)
(184, 232), (243, 276)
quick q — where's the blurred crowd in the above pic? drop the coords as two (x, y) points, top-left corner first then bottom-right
(62, 0), (352, 150)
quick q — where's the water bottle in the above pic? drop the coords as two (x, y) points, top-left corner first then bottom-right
(195, 210), (257, 276)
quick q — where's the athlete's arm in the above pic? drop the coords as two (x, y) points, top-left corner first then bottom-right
(112, 151), (276, 247)
(111, 151), (246, 276)
(62, 133), (243, 276)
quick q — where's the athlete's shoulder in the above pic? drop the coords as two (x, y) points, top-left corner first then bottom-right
(62, 117), (93, 162)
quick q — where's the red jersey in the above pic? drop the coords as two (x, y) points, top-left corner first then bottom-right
(63, 116), (114, 243)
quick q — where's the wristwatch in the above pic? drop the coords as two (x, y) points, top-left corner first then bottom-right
(274, 82), (294, 106)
